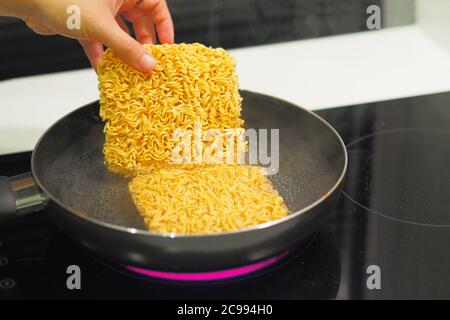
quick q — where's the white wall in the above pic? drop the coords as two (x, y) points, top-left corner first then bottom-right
(416, 0), (450, 51)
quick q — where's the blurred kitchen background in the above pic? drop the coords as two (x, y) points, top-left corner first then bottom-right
(1, 0), (450, 154)
(1, 0), (446, 80)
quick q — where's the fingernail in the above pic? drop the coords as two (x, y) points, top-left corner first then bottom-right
(139, 55), (156, 72)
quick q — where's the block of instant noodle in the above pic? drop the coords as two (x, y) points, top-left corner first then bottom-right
(129, 165), (288, 234)
(98, 43), (288, 234)
(98, 43), (244, 176)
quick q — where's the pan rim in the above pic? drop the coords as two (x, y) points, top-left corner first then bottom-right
(31, 90), (348, 239)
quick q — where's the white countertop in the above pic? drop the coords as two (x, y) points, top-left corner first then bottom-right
(1, 25), (450, 155)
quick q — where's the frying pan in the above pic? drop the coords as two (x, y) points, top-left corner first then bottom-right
(0, 90), (347, 272)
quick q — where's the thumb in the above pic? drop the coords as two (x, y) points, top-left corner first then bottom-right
(98, 18), (156, 73)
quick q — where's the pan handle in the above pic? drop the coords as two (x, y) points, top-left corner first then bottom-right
(0, 172), (48, 225)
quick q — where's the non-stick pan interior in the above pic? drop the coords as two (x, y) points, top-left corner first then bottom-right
(33, 91), (345, 231)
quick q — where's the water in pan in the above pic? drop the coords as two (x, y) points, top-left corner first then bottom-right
(42, 123), (147, 229)
(42, 132), (334, 230)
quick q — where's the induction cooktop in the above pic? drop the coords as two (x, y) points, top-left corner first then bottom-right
(1, 91), (450, 299)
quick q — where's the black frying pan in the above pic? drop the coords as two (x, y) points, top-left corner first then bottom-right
(0, 90), (347, 271)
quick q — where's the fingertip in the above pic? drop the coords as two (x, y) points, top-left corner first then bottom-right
(140, 36), (154, 45)
(138, 54), (157, 72)
(79, 40), (104, 72)
(159, 31), (174, 44)
(164, 36), (175, 44)
(158, 23), (175, 44)
(91, 55), (102, 72)
(99, 23), (155, 73)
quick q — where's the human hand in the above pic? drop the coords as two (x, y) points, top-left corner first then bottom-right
(2, 0), (174, 72)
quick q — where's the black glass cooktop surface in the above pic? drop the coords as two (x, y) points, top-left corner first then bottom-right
(1, 91), (450, 299)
